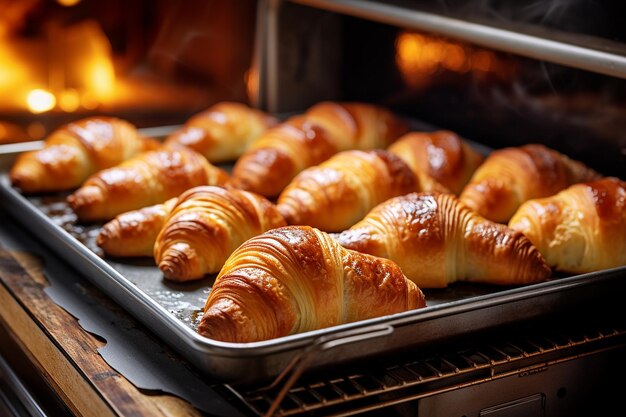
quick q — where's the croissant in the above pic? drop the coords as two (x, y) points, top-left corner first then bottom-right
(154, 186), (287, 281)
(230, 101), (409, 197)
(333, 192), (551, 288)
(459, 144), (601, 223)
(277, 149), (420, 232)
(67, 146), (229, 222)
(97, 197), (178, 257)
(10, 117), (159, 193)
(197, 225), (425, 343)
(164, 101), (278, 163)
(387, 130), (484, 194)
(509, 177), (626, 273)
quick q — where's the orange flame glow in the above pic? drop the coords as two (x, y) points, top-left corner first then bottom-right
(26, 89), (56, 113)
(0, 19), (116, 113)
(396, 31), (506, 88)
(244, 67), (259, 107)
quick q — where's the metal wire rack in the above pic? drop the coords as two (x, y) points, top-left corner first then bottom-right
(228, 315), (626, 417)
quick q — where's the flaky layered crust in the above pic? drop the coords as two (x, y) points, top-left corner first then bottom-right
(333, 192), (551, 288)
(97, 197), (178, 257)
(10, 117), (158, 193)
(67, 146), (229, 221)
(164, 102), (277, 163)
(230, 101), (409, 198)
(277, 149), (419, 232)
(509, 177), (626, 273)
(197, 225), (425, 342)
(154, 186), (286, 281)
(387, 130), (484, 194)
(459, 144), (600, 223)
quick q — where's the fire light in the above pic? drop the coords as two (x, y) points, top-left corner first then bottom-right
(57, 0), (82, 7)
(26, 89), (56, 113)
(395, 31), (509, 88)
(59, 89), (80, 112)
(244, 67), (259, 106)
(89, 59), (115, 100)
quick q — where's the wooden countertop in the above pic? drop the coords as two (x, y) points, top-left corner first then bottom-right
(0, 242), (212, 417)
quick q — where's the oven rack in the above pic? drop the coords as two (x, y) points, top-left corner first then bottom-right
(232, 314), (626, 416)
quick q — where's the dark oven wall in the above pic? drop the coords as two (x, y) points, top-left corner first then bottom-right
(342, 16), (626, 179)
(269, 2), (626, 179)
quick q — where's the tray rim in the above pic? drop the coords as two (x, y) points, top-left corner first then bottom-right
(2, 172), (626, 373)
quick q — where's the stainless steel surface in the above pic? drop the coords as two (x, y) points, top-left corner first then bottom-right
(0, 125), (180, 173)
(288, 0), (626, 79)
(0, 142), (44, 172)
(239, 316), (626, 416)
(262, 0), (343, 113)
(0, 355), (48, 417)
(2, 172), (626, 384)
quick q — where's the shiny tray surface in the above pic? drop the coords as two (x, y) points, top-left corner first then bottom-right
(2, 167), (624, 383)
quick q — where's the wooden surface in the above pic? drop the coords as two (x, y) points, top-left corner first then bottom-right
(0, 247), (208, 417)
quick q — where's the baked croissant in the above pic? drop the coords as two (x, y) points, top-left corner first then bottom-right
(154, 186), (287, 281)
(197, 225), (425, 343)
(97, 197), (178, 257)
(332, 192), (551, 288)
(164, 101), (278, 163)
(459, 144), (601, 223)
(10, 117), (159, 193)
(67, 146), (229, 222)
(276, 149), (420, 232)
(230, 101), (409, 197)
(387, 130), (484, 194)
(509, 177), (626, 273)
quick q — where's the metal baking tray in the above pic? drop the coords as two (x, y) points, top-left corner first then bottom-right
(1, 149), (625, 385)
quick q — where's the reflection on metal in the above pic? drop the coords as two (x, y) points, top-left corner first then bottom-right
(290, 0), (626, 79)
(395, 31), (515, 88)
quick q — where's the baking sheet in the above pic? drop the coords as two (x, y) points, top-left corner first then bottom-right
(24, 192), (511, 334)
(1, 126), (625, 384)
(0, 119), (496, 335)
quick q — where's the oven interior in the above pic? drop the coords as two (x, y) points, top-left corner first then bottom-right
(0, 0), (257, 140)
(232, 1), (626, 415)
(1, 1), (626, 416)
(257, 0), (626, 178)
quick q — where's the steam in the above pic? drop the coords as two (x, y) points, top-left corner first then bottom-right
(433, 0), (609, 32)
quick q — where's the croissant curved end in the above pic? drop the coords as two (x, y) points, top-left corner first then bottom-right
(197, 298), (252, 342)
(67, 185), (105, 220)
(158, 241), (205, 281)
(512, 232), (553, 283)
(96, 220), (117, 247)
(9, 166), (38, 193)
(276, 201), (302, 226)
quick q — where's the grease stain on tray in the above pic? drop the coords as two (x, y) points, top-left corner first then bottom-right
(27, 193), (211, 331)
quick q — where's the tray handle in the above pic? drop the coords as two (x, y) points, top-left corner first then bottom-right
(262, 324), (394, 417)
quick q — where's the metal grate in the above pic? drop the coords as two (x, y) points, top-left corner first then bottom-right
(232, 316), (626, 417)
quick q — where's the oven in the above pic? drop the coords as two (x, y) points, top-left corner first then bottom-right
(1, 1), (625, 416)
(226, 2), (626, 415)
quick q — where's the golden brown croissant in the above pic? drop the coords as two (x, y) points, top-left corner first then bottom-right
(276, 149), (420, 232)
(509, 177), (626, 273)
(164, 101), (278, 163)
(230, 101), (409, 197)
(10, 117), (159, 193)
(459, 144), (601, 223)
(67, 146), (229, 222)
(97, 197), (178, 257)
(333, 192), (551, 288)
(197, 225), (425, 343)
(387, 130), (484, 194)
(154, 186), (287, 281)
